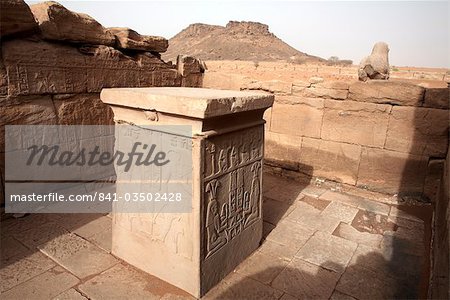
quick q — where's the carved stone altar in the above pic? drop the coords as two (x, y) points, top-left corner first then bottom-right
(100, 87), (273, 297)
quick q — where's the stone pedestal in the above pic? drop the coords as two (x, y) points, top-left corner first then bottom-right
(100, 87), (273, 297)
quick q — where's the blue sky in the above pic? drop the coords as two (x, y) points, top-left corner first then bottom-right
(26, 1), (449, 68)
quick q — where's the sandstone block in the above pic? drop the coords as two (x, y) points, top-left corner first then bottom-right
(385, 106), (449, 157)
(300, 137), (361, 185)
(302, 87), (348, 100)
(108, 27), (168, 52)
(0, 0), (38, 38)
(292, 85), (306, 95)
(53, 94), (114, 125)
(265, 131), (302, 170)
(321, 100), (391, 147)
(292, 80), (311, 88)
(423, 87), (449, 109)
(357, 147), (428, 194)
(349, 80), (425, 106)
(271, 96), (324, 138)
(30, 1), (115, 45)
(315, 81), (350, 90)
(243, 80), (292, 94)
(309, 76), (324, 84)
(101, 88), (274, 297)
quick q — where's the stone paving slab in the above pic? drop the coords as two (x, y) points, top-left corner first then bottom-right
(1, 236), (29, 261)
(203, 271), (284, 300)
(320, 201), (359, 223)
(348, 244), (423, 280)
(330, 290), (357, 300)
(389, 206), (423, 222)
(0, 251), (56, 292)
(271, 257), (340, 299)
(295, 231), (357, 273)
(298, 185), (328, 198)
(262, 197), (296, 225)
(12, 221), (69, 249)
(285, 202), (341, 233)
(300, 195), (330, 211)
(38, 232), (118, 279)
(279, 293), (298, 300)
(86, 226), (112, 253)
(336, 262), (417, 299)
(0, 214), (53, 235)
(320, 191), (390, 215)
(53, 288), (87, 300)
(258, 239), (299, 260)
(79, 263), (194, 300)
(265, 219), (315, 248)
(333, 222), (383, 248)
(1, 266), (79, 299)
(235, 251), (289, 285)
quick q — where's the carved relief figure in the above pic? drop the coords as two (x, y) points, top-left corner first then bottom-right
(245, 161), (261, 225)
(205, 180), (227, 254)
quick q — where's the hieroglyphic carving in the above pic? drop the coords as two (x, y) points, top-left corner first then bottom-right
(204, 126), (264, 258)
(2, 40), (181, 96)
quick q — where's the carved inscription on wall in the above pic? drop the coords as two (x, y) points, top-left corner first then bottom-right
(2, 40), (180, 96)
(203, 126), (264, 258)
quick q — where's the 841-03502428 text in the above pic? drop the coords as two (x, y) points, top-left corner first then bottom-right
(9, 192), (184, 202)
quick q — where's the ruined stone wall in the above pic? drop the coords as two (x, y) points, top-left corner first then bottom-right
(204, 72), (449, 198)
(0, 0), (204, 207)
(206, 60), (450, 82)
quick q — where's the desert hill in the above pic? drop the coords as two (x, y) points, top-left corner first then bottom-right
(162, 21), (325, 63)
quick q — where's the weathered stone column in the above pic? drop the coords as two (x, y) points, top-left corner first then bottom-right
(100, 87), (273, 297)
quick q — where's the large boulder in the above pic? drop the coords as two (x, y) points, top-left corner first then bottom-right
(358, 42), (390, 81)
(0, 0), (39, 38)
(30, 1), (115, 45)
(108, 27), (168, 52)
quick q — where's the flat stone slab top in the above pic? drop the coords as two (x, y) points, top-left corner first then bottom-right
(100, 87), (274, 119)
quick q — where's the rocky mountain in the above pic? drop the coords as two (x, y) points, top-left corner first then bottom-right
(162, 21), (324, 63)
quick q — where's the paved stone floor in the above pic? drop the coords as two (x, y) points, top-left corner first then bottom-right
(1, 172), (431, 299)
